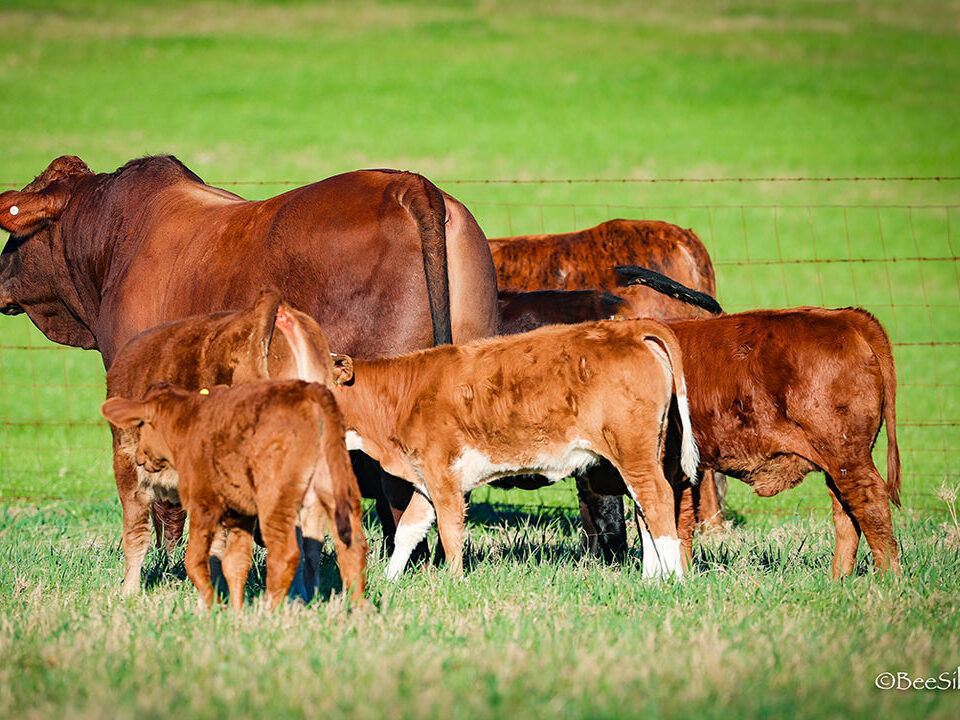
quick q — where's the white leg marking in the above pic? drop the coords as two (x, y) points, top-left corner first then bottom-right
(640, 532), (684, 580)
(385, 505), (436, 581)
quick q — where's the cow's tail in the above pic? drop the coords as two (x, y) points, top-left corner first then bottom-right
(401, 174), (452, 346)
(643, 325), (699, 481)
(855, 310), (901, 507)
(615, 265), (723, 316)
(314, 387), (356, 546)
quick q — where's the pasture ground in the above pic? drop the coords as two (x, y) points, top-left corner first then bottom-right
(1, 1), (958, 718)
(2, 500), (960, 720)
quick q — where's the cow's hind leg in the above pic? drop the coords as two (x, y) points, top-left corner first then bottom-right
(183, 508), (222, 609)
(617, 456), (683, 579)
(828, 460), (899, 574)
(385, 491), (436, 581)
(257, 504), (303, 610)
(825, 479), (862, 579)
(220, 517), (255, 611)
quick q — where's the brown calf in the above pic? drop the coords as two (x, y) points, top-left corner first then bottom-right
(663, 308), (901, 577)
(101, 379), (367, 610)
(275, 311), (699, 580)
(106, 290), (344, 596)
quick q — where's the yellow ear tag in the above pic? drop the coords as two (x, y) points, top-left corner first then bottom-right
(199, 388), (210, 395)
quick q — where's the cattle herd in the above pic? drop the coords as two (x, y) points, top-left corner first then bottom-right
(0, 155), (901, 608)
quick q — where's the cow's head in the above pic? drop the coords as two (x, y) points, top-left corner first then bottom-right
(0, 155), (97, 348)
(101, 383), (192, 473)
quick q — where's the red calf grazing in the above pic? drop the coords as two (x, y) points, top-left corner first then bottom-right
(275, 311), (699, 579)
(665, 308), (900, 576)
(101, 380), (367, 609)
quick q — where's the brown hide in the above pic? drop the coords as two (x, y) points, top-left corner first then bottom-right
(102, 381), (367, 609)
(0, 155), (497, 364)
(665, 307), (901, 576)
(328, 319), (697, 579)
(489, 219), (716, 320)
(497, 289), (626, 335)
(1, 154), (496, 577)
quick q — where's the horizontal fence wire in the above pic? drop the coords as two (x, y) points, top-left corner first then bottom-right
(0, 178), (957, 520)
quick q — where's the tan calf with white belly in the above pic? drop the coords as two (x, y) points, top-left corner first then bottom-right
(277, 315), (698, 580)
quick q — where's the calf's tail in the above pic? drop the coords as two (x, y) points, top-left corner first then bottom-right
(315, 388), (357, 546)
(856, 310), (901, 507)
(643, 326), (699, 481)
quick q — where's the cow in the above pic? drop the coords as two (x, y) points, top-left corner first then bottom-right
(101, 377), (367, 610)
(0, 154), (498, 569)
(663, 308), (901, 577)
(104, 290), (355, 596)
(545, 306), (900, 577)
(273, 306), (699, 580)
(489, 218), (718, 321)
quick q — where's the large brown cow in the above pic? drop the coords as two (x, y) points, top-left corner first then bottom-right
(489, 218), (717, 321)
(275, 306), (699, 580)
(0, 155), (498, 565)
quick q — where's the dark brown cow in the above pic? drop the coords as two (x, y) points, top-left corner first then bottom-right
(275, 307), (699, 580)
(0, 154), (498, 562)
(489, 218), (717, 321)
(101, 378), (367, 610)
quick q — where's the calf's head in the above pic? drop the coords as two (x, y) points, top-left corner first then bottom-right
(101, 384), (194, 472)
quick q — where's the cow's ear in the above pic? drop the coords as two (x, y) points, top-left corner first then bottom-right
(0, 181), (72, 236)
(331, 354), (354, 386)
(100, 397), (153, 429)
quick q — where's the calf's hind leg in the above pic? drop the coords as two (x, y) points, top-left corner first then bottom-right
(183, 508), (222, 609)
(826, 479), (862, 579)
(618, 460), (683, 579)
(828, 461), (899, 574)
(220, 517), (255, 610)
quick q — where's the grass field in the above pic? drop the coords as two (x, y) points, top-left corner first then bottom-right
(1, 1), (959, 718)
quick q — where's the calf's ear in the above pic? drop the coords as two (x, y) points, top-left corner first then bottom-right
(331, 354), (354, 385)
(100, 397), (152, 429)
(0, 181), (72, 236)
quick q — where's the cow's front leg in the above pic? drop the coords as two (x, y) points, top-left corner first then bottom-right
(385, 491), (436, 581)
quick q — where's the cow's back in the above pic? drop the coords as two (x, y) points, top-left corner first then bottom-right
(489, 219), (715, 296)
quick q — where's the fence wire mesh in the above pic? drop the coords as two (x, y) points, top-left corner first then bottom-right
(0, 178), (956, 517)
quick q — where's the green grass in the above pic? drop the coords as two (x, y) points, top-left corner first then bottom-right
(2, 499), (960, 720)
(0, 2), (959, 717)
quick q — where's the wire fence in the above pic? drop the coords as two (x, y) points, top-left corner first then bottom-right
(0, 178), (957, 516)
